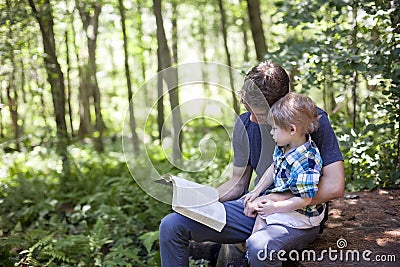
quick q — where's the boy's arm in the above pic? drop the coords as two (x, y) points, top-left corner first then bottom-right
(310, 161), (345, 205)
(255, 166), (319, 216)
(218, 165), (253, 202)
(255, 196), (312, 216)
(243, 164), (274, 205)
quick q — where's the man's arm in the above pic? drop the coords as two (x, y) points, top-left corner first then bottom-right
(217, 165), (253, 202)
(310, 161), (345, 205)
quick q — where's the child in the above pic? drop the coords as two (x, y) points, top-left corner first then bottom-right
(245, 92), (325, 233)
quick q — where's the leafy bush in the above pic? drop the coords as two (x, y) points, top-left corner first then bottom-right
(0, 143), (169, 266)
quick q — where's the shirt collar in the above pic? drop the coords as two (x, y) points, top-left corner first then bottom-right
(277, 135), (313, 165)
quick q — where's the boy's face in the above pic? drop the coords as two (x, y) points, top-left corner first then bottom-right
(270, 125), (292, 147)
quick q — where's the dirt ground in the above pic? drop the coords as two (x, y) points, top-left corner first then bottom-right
(298, 189), (400, 267)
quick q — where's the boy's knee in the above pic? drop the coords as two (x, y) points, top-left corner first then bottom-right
(246, 235), (282, 266)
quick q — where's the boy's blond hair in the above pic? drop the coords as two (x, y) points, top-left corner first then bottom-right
(268, 93), (319, 135)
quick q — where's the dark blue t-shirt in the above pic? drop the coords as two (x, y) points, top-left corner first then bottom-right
(232, 108), (343, 184)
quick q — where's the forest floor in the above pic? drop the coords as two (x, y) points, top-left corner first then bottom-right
(299, 188), (400, 267)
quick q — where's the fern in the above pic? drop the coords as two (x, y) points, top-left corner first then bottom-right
(42, 249), (72, 265)
(28, 234), (53, 253)
(138, 231), (159, 254)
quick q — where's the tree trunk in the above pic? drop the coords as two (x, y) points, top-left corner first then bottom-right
(218, 0), (240, 115)
(19, 55), (27, 104)
(6, 82), (20, 151)
(246, 0), (267, 61)
(6, 0), (20, 151)
(157, 47), (165, 141)
(76, 0), (105, 151)
(77, 67), (92, 138)
(198, 0), (210, 127)
(0, 91), (3, 139)
(171, 0), (178, 65)
(153, 0), (183, 162)
(118, 0), (140, 154)
(351, 2), (358, 130)
(65, 29), (74, 138)
(71, 10), (92, 138)
(136, 1), (149, 107)
(28, 0), (68, 165)
(239, 0), (250, 63)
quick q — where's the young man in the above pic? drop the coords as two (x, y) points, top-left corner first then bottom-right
(159, 61), (344, 266)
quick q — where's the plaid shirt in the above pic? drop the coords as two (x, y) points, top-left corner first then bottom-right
(266, 137), (324, 217)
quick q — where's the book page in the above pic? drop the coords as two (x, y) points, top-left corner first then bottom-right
(161, 174), (226, 232)
(170, 175), (219, 208)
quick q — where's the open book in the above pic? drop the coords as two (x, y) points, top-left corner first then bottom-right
(157, 174), (226, 232)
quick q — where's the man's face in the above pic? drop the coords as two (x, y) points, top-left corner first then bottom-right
(242, 102), (268, 124)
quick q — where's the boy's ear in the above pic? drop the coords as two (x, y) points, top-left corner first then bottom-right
(290, 124), (297, 135)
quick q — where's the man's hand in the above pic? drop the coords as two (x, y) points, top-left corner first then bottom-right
(243, 198), (260, 217)
(218, 165), (252, 202)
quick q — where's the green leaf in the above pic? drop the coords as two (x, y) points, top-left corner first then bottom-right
(138, 230), (159, 254)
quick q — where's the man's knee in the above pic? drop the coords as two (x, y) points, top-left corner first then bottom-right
(159, 213), (184, 243)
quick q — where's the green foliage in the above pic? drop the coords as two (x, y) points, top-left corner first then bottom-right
(1, 0), (399, 265)
(139, 231), (159, 254)
(269, 0), (400, 190)
(0, 143), (169, 266)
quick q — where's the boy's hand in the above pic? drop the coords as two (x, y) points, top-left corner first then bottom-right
(242, 190), (260, 207)
(254, 199), (275, 217)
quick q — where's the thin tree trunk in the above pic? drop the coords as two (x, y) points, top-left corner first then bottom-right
(65, 29), (74, 138)
(153, 0), (183, 162)
(241, 19), (250, 63)
(246, 0), (267, 61)
(6, 82), (19, 151)
(6, 0), (20, 151)
(351, 2), (358, 182)
(76, 1), (105, 151)
(88, 6), (105, 151)
(19, 54), (25, 138)
(171, 0), (178, 65)
(328, 66), (337, 114)
(198, 0), (210, 128)
(351, 2), (358, 130)
(136, 1), (149, 107)
(0, 85), (3, 138)
(218, 0), (240, 115)
(28, 0), (69, 169)
(240, 0), (250, 63)
(20, 56), (27, 104)
(108, 42), (117, 91)
(118, 0), (140, 154)
(71, 10), (92, 138)
(157, 47), (165, 141)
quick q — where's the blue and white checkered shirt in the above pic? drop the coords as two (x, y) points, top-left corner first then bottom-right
(266, 137), (324, 217)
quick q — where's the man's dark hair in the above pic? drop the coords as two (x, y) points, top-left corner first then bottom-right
(240, 61), (290, 108)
